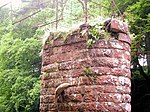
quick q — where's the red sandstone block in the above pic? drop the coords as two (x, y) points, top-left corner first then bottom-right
(103, 85), (131, 94)
(41, 63), (59, 72)
(84, 102), (98, 111)
(66, 85), (91, 95)
(52, 38), (64, 47)
(110, 19), (129, 34)
(84, 93), (96, 102)
(78, 76), (94, 85)
(48, 88), (55, 95)
(123, 94), (131, 103)
(66, 85), (131, 96)
(42, 48), (51, 55)
(57, 103), (74, 111)
(92, 85), (104, 93)
(42, 56), (50, 66)
(57, 102), (84, 111)
(40, 88), (55, 95)
(98, 93), (131, 103)
(69, 103), (81, 111)
(113, 49), (131, 61)
(58, 62), (72, 70)
(58, 58), (90, 70)
(43, 44), (49, 50)
(41, 72), (57, 80)
(88, 48), (113, 58)
(42, 50), (53, 66)
(93, 39), (111, 48)
(119, 58), (131, 69)
(109, 39), (124, 49)
(119, 103), (131, 112)
(118, 76), (131, 87)
(55, 57), (130, 71)
(124, 51), (131, 61)
(62, 41), (87, 53)
(40, 88), (46, 95)
(69, 69), (84, 78)
(48, 103), (57, 111)
(49, 49), (88, 64)
(92, 38), (130, 51)
(92, 57), (119, 68)
(96, 75), (119, 86)
(123, 42), (131, 52)
(41, 70), (79, 80)
(98, 102), (130, 112)
(111, 68), (131, 78)
(113, 49), (124, 58)
(52, 41), (87, 55)
(65, 86), (80, 94)
(91, 67), (112, 75)
(108, 38), (130, 52)
(41, 79), (54, 88)
(40, 95), (55, 103)
(44, 69), (83, 79)
(65, 94), (83, 102)
(52, 46), (63, 54)
(43, 78), (70, 88)
(64, 34), (86, 44)
(40, 103), (49, 111)
(118, 33), (132, 45)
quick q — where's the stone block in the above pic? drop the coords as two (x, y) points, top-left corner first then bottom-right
(118, 33), (132, 45)
(110, 19), (129, 34)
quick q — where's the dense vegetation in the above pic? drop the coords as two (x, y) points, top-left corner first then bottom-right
(0, 0), (149, 112)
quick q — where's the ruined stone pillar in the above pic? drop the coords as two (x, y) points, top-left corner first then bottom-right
(40, 19), (131, 112)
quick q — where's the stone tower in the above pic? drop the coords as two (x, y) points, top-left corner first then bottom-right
(40, 19), (131, 112)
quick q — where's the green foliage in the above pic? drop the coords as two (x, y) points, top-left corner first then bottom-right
(127, 0), (150, 74)
(0, 10), (42, 110)
(87, 23), (110, 47)
(83, 67), (96, 78)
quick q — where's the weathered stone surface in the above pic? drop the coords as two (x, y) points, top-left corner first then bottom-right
(42, 57), (130, 73)
(40, 95), (55, 103)
(118, 33), (132, 45)
(110, 19), (129, 34)
(40, 21), (131, 112)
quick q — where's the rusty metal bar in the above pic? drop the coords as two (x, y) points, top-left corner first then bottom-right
(56, 0), (58, 29)
(111, 0), (114, 17)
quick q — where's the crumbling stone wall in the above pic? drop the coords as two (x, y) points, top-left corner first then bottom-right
(40, 19), (131, 112)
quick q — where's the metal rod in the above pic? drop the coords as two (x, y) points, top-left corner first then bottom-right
(56, 0), (59, 29)
(85, 0), (88, 23)
(111, 0), (114, 17)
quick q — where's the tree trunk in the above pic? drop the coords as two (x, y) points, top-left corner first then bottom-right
(145, 33), (150, 74)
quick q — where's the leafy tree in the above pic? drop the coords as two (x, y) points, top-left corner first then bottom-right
(0, 34), (41, 112)
(127, 0), (150, 75)
(0, 5), (42, 111)
(120, 0), (150, 111)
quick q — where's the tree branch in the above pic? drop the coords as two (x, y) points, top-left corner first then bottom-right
(61, 0), (68, 19)
(132, 51), (150, 55)
(78, 0), (85, 12)
(0, 2), (10, 9)
(135, 56), (150, 81)
(12, 10), (41, 25)
(91, 1), (109, 10)
(33, 18), (63, 28)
